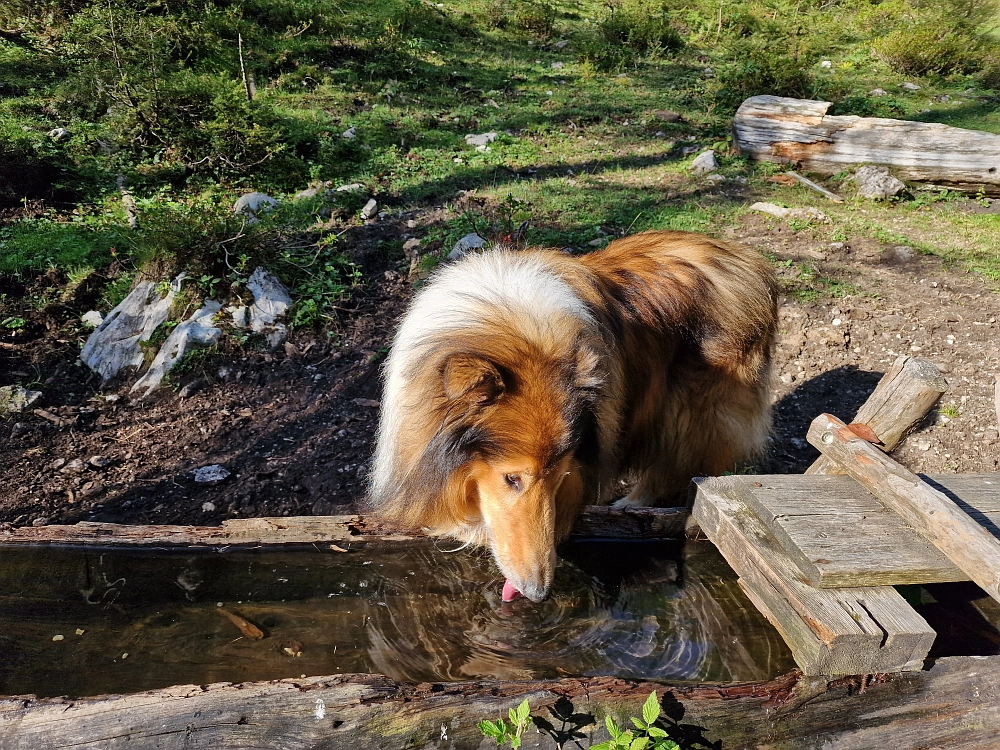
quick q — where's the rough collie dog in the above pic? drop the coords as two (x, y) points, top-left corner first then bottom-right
(368, 231), (777, 602)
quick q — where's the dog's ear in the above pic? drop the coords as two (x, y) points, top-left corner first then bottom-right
(574, 344), (603, 394)
(443, 355), (505, 404)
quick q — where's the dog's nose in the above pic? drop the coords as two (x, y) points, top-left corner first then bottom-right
(519, 580), (552, 603)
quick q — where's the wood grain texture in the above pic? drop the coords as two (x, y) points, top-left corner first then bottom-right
(742, 473), (1000, 587)
(808, 414), (1000, 604)
(0, 505), (691, 546)
(734, 95), (1000, 193)
(692, 476), (934, 676)
(807, 355), (947, 475)
(2, 657), (998, 749)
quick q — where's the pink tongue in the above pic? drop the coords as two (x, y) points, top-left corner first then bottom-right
(502, 579), (523, 602)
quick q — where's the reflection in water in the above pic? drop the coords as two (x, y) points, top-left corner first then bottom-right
(0, 540), (794, 697)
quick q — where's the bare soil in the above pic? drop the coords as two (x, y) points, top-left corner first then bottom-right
(1, 211), (998, 529)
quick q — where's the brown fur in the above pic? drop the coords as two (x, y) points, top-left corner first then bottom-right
(369, 231), (777, 601)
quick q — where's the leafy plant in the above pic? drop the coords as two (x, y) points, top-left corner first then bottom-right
(478, 699), (533, 749)
(592, 692), (680, 750)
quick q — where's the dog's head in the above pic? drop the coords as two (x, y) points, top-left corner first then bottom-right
(372, 338), (605, 603)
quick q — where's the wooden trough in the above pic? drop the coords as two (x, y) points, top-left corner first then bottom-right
(2, 356), (1000, 748)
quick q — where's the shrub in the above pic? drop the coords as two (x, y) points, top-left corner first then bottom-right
(872, 22), (984, 76)
(713, 46), (814, 110)
(598, 1), (682, 54)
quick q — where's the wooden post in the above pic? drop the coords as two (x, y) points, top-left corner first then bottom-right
(806, 355), (947, 475)
(807, 413), (1000, 604)
(733, 95), (1000, 194)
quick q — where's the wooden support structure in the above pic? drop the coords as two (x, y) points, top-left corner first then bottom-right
(2, 657), (1000, 749)
(734, 95), (1000, 194)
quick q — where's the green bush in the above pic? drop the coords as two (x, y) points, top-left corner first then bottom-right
(598, 2), (682, 54)
(873, 22), (984, 76)
(0, 219), (123, 275)
(713, 46), (814, 110)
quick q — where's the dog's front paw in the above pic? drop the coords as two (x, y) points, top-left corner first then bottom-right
(611, 495), (651, 509)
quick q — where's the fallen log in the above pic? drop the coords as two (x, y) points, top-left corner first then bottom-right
(734, 95), (1000, 194)
(1, 657), (999, 749)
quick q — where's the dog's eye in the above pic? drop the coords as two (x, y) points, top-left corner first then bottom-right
(503, 474), (523, 493)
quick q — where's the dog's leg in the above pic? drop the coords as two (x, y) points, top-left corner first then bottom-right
(611, 493), (652, 509)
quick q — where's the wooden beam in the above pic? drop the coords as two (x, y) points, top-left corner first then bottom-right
(0, 506), (690, 546)
(734, 95), (1000, 194)
(742, 473), (1000, 587)
(692, 476), (934, 676)
(807, 355), (947, 475)
(807, 414), (1000, 604)
(2, 658), (999, 749)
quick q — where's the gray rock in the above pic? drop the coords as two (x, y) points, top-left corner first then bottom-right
(335, 183), (364, 192)
(88, 455), (111, 468)
(0, 385), (42, 414)
(178, 378), (209, 398)
(465, 132), (498, 148)
(265, 325), (289, 350)
(849, 165), (907, 200)
(750, 202), (831, 224)
(247, 268), (292, 334)
(882, 245), (916, 264)
(868, 88), (889, 97)
(342, 127), (357, 139)
(554, 39), (568, 48)
(233, 192), (279, 221)
(691, 150), (719, 174)
(550, 61), (564, 70)
(402, 238), (422, 259)
(652, 109), (682, 122)
(80, 276), (181, 384)
(130, 300), (223, 398)
(293, 186), (324, 200)
(61, 459), (86, 473)
(47, 127), (70, 141)
(193, 465), (231, 484)
(361, 198), (379, 220)
(81, 310), (104, 328)
(48, 458), (67, 471)
(448, 233), (487, 261)
(227, 305), (248, 329)
(901, 82), (920, 91)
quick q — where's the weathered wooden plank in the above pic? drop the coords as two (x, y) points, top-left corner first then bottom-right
(742, 473), (1000, 587)
(807, 355), (948, 475)
(808, 414), (1000, 605)
(2, 657), (998, 749)
(692, 476), (934, 676)
(734, 95), (1000, 193)
(0, 505), (690, 546)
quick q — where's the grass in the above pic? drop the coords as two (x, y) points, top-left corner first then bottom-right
(0, 0), (998, 332)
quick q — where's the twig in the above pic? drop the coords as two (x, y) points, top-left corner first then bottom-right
(785, 171), (844, 203)
(238, 33), (253, 102)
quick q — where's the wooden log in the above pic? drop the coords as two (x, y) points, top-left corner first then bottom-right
(741, 473), (1000, 587)
(2, 657), (999, 749)
(807, 414), (1000, 604)
(0, 506), (690, 546)
(807, 355), (947, 475)
(734, 95), (1000, 194)
(692, 476), (934, 675)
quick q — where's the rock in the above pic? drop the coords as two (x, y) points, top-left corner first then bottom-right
(0, 385), (42, 414)
(465, 132), (498, 149)
(80, 276), (181, 384)
(335, 183), (363, 192)
(749, 202), (831, 224)
(81, 310), (104, 328)
(653, 109), (682, 122)
(10, 422), (28, 437)
(550, 61), (564, 69)
(901, 82), (920, 91)
(588, 238), (608, 247)
(293, 186), (325, 201)
(361, 198), (379, 220)
(868, 88), (889, 97)
(178, 378), (209, 398)
(61, 459), (86, 473)
(554, 39), (568, 48)
(130, 301), (223, 398)
(32, 517), (49, 527)
(227, 305), (248, 329)
(829, 241), (846, 251)
(48, 458), (66, 471)
(233, 192), (279, 221)
(819, 60), (832, 68)
(402, 238), (422, 259)
(882, 245), (916, 265)
(915, 439), (932, 451)
(201, 501), (216, 512)
(88, 455), (111, 468)
(342, 127), (357, 139)
(691, 150), (719, 174)
(848, 165), (907, 200)
(448, 233), (487, 261)
(247, 267), (292, 335)
(705, 173), (727, 185)
(47, 127), (70, 141)
(681, 145), (700, 156)
(193, 465), (231, 484)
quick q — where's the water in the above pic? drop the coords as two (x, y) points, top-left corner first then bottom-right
(0, 540), (794, 697)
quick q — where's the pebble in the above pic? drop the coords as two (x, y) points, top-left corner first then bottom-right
(360, 199), (379, 220)
(88, 455), (111, 468)
(916, 439), (932, 451)
(193, 465), (231, 483)
(32, 517), (49, 527)
(202, 501), (216, 512)
(901, 82), (920, 91)
(342, 127), (357, 139)
(48, 458), (67, 471)
(60, 459), (86, 473)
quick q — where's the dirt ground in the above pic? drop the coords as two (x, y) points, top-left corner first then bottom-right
(1, 210), (998, 529)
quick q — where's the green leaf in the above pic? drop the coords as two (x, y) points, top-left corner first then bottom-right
(631, 717), (648, 731)
(642, 691), (660, 725)
(515, 699), (531, 724)
(590, 742), (613, 750)
(477, 720), (503, 739)
(510, 734), (522, 750)
(605, 716), (621, 740)
(630, 737), (650, 750)
(647, 726), (668, 738)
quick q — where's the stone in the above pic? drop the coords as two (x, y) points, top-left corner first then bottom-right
(193, 465), (230, 484)
(749, 202), (830, 224)
(901, 82), (920, 91)
(448, 233), (487, 261)
(47, 127), (70, 140)
(201, 501), (216, 512)
(178, 378), (208, 398)
(849, 165), (907, 200)
(227, 305), (248, 329)
(130, 301), (223, 398)
(465, 132), (498, 148)
(81, 310), (104, 328)
(32, 517), (49, 527)
(0, 385), (42, 414)
(80, 276), (181, 384)
(882, 245), (916, 265)
(402, 238), (422, 259)
(293, 186), (325, 201)
(342, 127), (357, 139)
(705, 173), (727, 184)
(550, 61), (564, 69)
(247, 267), (292, 334)
(588, 238), (608, 247)
(868, 88), (889, 97)
(88, 455), (111, 468)
(48, 458), (66, 471)
(233, 192), (278, 220)
(820, 60), (832, 68)
(653, 109), (682, 122)
(361, 199), (379, 220)
(691, 150), (719, 174)
(61, 459), (86, 473)
(335, 183), (363, 192)
(554, 39), (568, 48)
